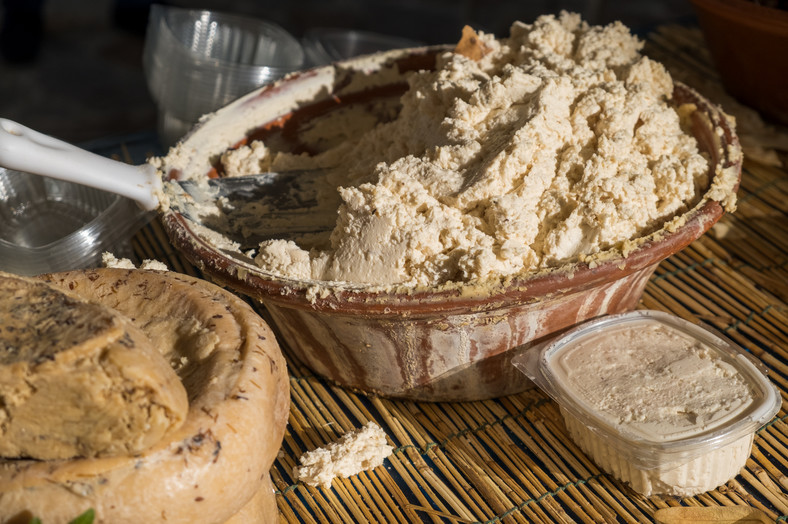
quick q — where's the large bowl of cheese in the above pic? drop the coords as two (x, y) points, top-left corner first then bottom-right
(155, 13), (741, 401)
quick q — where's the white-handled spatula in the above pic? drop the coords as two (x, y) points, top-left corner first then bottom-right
(0, 118), (333, 245)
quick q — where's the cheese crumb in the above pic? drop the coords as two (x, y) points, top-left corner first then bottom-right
(293, 422), (394, 488)
(139, 259), (169, 271)
(102, 252), (168, 271)
(101, 252), (136, 269)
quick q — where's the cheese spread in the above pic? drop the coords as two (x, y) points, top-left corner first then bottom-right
(515, 312), (780, 497)
(554, 322), (754, 441)
(212, 12), (713, 288)
(554, 320), (759, 496)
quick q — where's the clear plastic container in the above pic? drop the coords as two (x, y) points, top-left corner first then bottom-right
(143, 5), (305, 146)
(0, 168), (153, 276)
(301, 28), (423, 67)
(513, 310), (781, 496)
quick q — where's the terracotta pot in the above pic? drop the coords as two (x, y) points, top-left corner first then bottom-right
(159, 48), (742, 401)
(691, 0), (788, 125)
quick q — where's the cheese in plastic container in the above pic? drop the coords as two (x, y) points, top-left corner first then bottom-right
(512, 310), (781, 496)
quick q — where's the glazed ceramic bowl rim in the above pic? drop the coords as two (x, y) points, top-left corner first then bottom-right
(160, 50), (741, 315)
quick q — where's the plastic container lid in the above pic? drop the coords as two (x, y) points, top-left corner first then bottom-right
(513, 310), (781, 470)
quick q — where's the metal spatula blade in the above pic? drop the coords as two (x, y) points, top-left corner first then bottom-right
(171, 169), (337, 244)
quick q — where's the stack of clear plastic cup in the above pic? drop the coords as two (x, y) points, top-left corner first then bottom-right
(143, 5), (305, 147)
(302, 27), (423, 67)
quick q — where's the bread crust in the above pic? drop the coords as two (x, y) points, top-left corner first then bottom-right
(0, 268), (289, 524)
(224, 473), (279, 524)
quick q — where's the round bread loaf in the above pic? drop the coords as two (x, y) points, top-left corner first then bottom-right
(225, 473), (279, 524)
(0, 268), (289, 524)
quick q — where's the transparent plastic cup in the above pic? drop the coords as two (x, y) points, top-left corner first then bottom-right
(302, 28), (423, 66)
(143, 5), (305, 147)
(0, 168), (152, 276)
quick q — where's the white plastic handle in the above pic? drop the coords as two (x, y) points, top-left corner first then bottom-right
(0, 118), (163, 211)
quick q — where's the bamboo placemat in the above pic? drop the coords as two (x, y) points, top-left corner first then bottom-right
(122, 25), (788, 524)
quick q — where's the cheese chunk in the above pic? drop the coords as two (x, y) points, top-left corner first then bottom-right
(294, 422), (394, 488)
(0, 272), (188, 460)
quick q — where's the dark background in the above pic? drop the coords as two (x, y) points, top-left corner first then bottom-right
(0, 0), (697, 145)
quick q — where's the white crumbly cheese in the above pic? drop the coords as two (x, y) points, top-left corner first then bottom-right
(102, 252), (168, 271)
(253, 240), (312, 280)
(218, 12), (711, 288)
(163, 13), (723, 291)
(101, 252), (137, 269)
(293, 422), (394, 488)
(139, 259), (169, 271)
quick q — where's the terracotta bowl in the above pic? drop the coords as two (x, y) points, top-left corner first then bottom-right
(691, 0), (788, 125)
(158, 48), (742, 401)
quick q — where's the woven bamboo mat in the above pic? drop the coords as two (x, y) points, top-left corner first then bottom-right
(122, 25), (788, 524)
